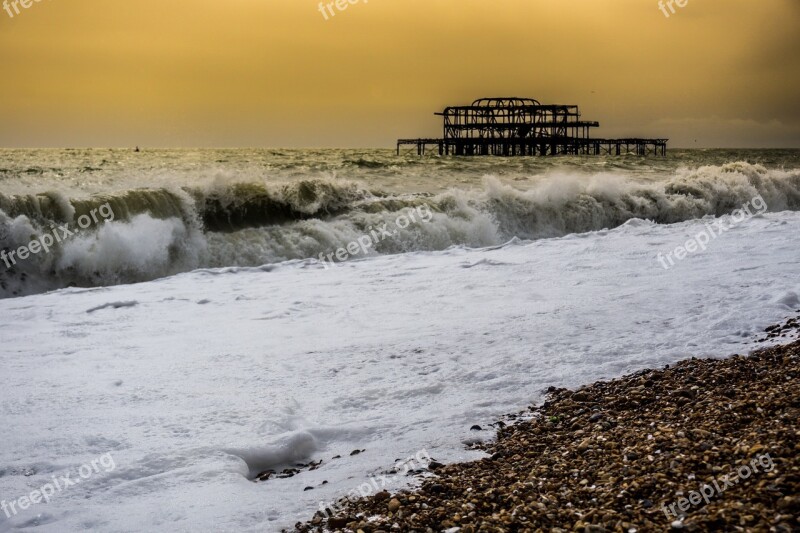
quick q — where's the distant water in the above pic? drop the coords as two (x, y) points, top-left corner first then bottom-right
(1, 148), (799, 298)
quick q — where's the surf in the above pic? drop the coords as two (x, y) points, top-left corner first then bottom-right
(1, 160), (799, 298)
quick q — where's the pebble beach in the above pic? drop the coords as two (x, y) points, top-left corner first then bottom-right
(295, 336), (799, 533)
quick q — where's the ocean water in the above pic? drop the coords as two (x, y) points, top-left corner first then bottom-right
(1, 149), (799, 532)
(1, 148), (799, 298)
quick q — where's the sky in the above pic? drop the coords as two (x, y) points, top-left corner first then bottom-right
(0, 0), (798, 148)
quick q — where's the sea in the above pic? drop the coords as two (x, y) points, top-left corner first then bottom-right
(0, 148), (798, 531)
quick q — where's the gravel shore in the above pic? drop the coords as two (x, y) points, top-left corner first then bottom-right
(293, 339), (799, 533)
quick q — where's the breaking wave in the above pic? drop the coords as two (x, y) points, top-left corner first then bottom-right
(1, 162), (799, 298)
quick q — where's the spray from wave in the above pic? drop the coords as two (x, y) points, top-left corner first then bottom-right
(1, 162), (799, 298)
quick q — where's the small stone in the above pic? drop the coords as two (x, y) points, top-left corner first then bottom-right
(573, 391), (590, 402)
(328, 516), (350, 529)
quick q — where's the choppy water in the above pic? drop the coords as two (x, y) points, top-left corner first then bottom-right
(1, 148), (799, 298)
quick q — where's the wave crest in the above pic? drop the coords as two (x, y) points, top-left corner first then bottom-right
(1, 162), (799, 298)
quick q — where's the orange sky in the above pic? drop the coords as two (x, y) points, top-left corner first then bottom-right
(0, 0), (798, 148)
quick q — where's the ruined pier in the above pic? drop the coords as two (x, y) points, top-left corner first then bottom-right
(397, 98), (667, 157)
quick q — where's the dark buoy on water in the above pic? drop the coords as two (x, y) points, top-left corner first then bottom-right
(134, 146), (140, 152)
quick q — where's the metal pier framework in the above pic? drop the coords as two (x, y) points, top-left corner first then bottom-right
(397, 97), (667, 157)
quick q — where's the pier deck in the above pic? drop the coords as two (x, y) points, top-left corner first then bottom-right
(397, 137), (668, 157)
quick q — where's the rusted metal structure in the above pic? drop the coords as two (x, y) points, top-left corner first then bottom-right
(397, 97), (667, 157)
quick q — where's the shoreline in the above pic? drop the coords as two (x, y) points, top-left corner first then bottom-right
(293, 338), (799, 532)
